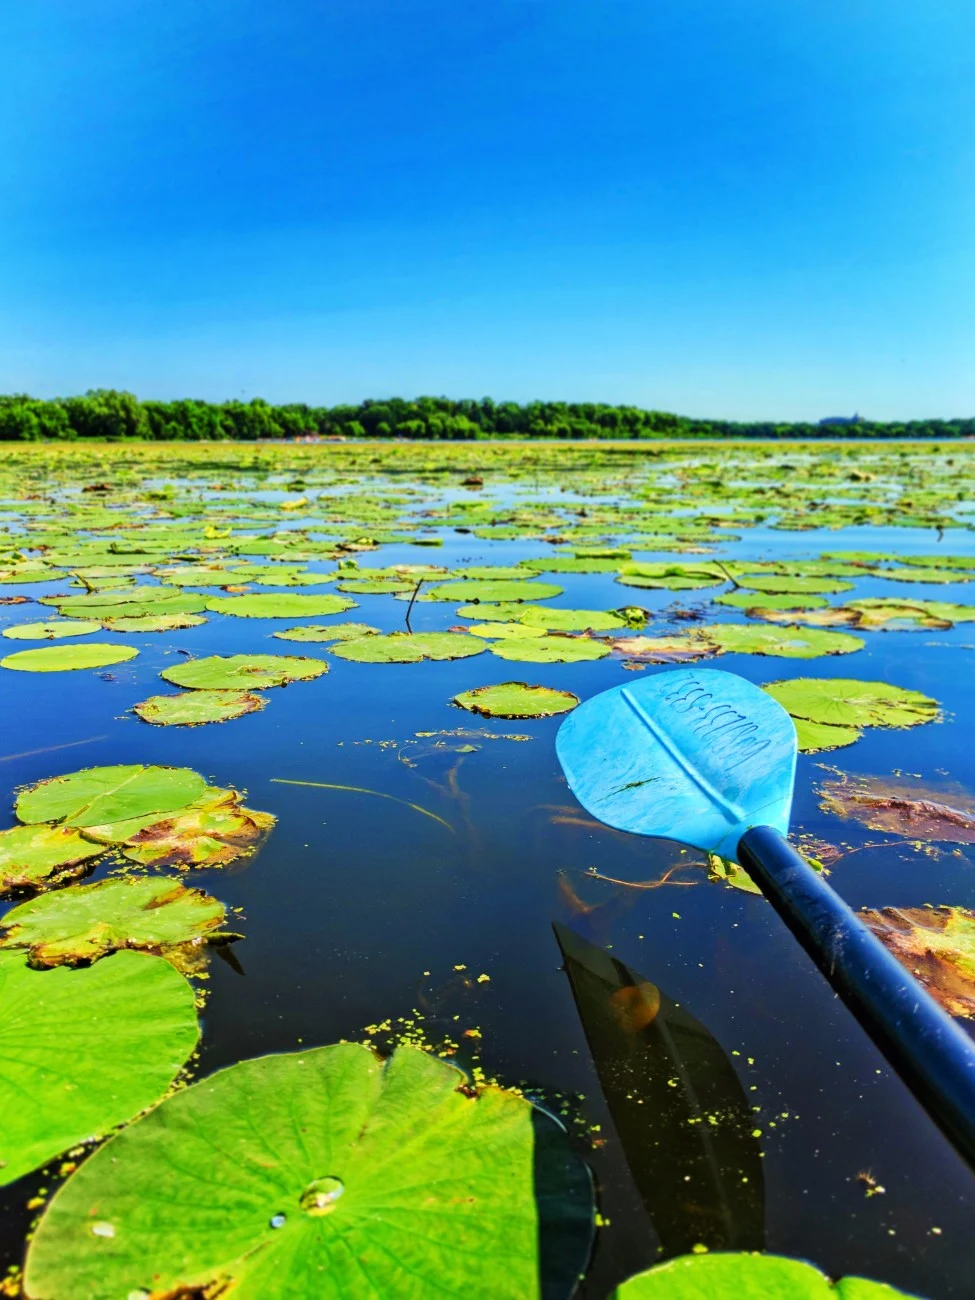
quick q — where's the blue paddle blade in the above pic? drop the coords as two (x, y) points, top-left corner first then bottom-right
(556, 667), (797, 859)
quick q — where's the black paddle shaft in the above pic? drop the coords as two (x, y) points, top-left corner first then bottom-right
(739, 824), (975, 1172)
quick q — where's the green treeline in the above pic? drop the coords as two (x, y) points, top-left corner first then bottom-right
(0, 390), (971, 441)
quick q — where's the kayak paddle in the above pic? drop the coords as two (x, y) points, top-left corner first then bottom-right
(556, 667), (975, 1172)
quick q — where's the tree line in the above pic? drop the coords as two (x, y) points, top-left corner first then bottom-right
(0, 390), (971, 441)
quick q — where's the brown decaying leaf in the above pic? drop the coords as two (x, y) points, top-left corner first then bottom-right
(89, 790), (277, 869)
(861, 906), (975, 1018)
(819, 774), (975, 843)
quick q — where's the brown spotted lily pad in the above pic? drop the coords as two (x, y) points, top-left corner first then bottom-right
(818, 774), (975, 842)
(0, 825), (105, 895)
(134, 690), (268, 727)
(861, 906), (975, 1018)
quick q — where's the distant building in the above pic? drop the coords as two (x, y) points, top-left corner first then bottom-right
(819, 413), (864, 426)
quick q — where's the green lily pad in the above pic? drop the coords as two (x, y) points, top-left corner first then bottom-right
(44, 590), (207, 618)
(100, 613), (208, 633)
(25, 1042), (594, 1299)
(0, 825), (105, 895)
(734, 575), (854, 595)
(876, 566), (975, 584)
(763, 677), (939, 732)
(0, 950), (199, 1186)
(1, 643), (139, 672)
(2, 620), (102, 640)
(616, 564), (726, 591)
(610, 1252), (918, 1298)
(519, 606), (628, 632)
(519, 556), (622, 573)
(792, 718), (864, 753)
(331, 631), (486, 663)
(0, 876), (227, 967)
(134, 690), (268, 726)
(847, 598), (975, 630)
(489, 634), (611, 663)
(16, 764), (209, 828)
(465, 622), (548, 639)
(205, 593), (357, 618)
(700, 624), (864, 658)
(272, 622), (380, 643)
(715, 591), (829, 611)
(335, 578), (415, 594)
(611, 633), (717, 663)
(425, 579), (562, 603)
(454, 682), (580, 718)
(160, 654), (328, 690)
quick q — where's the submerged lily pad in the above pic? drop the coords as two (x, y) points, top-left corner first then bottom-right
(818, 775), (975, 842)
(101, 612), (208, 633)
(0, 950), (199, 1186)
(489, 634), (611, 664)
(860, 906), (975, 1019)
(2, 620), (102, 640)
(611, 1252), (916, 1298)
(519, 606), (628, 632)
(0, 876), (227, 967)
(25, 1042), (594, 1299)
(134, 690), (268, 726)
(330, 631), (486, 663)
(454, 682), (580, 718)
(763, 678), (939, 753)
(161, 654), (328, 691)
(17, 764), (208, 829)
(425, 579), (562, 603)
(0, 643), (139, 672)
(205, 593), (356, 618)
(701, 624), (864, 658)
(272, 622), (380, 643)
(0, 825), (105, 895)
(611, 634), (716, 663)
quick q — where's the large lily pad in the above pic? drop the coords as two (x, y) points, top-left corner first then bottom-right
(101, 612), (208, 633)
(465, 621), (548, 640)
(616, 564), (726, 591)
(425, 579), (562, 603)
(0, 950), (199, 1186)
(454, 682), (580, 718)
(44, 590), (206, 618)
(734, 575), (854, 595)
(134, 690), (268, 726)
(489, 634), (611, 663)
(2, 620), (102, 640)
(701, 624), (864, 658)
(0, 643), (139, 672)
(17, 764), (208, 829)
(206, 593), (356, 618)
(272, 622), (380, 643)
(763, 678), (939, 753)
(0, 825), (105, 895)
(0, 876), (227, 967)
(715, 591), (829, 611)
(518, 606), (628, 632)
(860, 906), (975, 1019)
(330, 631), (486, 663)
(25, 1042), (594, 1299)
(611, 1253), (917, 1298)
(161, 653), (328, 690)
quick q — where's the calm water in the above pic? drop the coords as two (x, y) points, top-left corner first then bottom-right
(2, 491), (974, 1297)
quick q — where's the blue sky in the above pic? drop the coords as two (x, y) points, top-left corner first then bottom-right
(1, 0), (972, 419)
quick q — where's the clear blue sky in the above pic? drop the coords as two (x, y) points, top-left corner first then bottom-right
(1, 0), (972, 419)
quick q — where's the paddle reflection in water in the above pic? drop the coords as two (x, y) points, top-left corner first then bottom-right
(554, 923), (764, 1259)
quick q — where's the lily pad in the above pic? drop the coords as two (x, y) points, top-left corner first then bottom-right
(611, 1252), (917, 1298)
(331, 631), (486, 663)
(0, 950), (199, 1186)
(205, 593), (357, 618)
(715, 591), (829, 612)
(0, 825), (105, 894)
(161, 653), (328, 690)
(44, 590), (207, 618)
(101, 612), (208, 633)
(791, 718), (864, 753)
(335, 577), (415, 594)
(818, 775), (975, 842)
(701, 624), (864, 658)
(734, 575), (854, 595)
(489, 634), (611, 664)
(0, 643), (139, 672)
(860, 906), (975, 1019)
(272, 622), (379, 643)
(616, 564), (726, 591)
(876, 566), (975, 584)
(763, 678), (939, 733)
(454, 682), (580, 718)
(25, 1042), (594, 1299)
(2, 620), (102, 640)
(0, 876), (227, 967)
(425, 579), (562, 603)
(465, 621), (548, 639)
(611, 634), (717, 664)
(134, 690), (268, 726)
(518, 606), (628, 632)
(17, 764), (208, 828)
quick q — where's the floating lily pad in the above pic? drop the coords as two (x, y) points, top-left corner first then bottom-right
(1, 643), (139, 672)
(818, 775), (975, 842)
(848, 598), (975, 630)
(763, 678), (939, 753)
(701, 624), (864, 658)
(454, 682), (580, 718)
(791, 718), (864, 753)
(465, 622), (548, 639)
(161, 653), (328, 690)
(860, 906), (975, 1019)
(44, 590), (206, 618)
(101, 612), (208, 633)
(616, 564), (726, 591)
(2, 620), (102, 640)
(331, 631), (486, 663)
(134, 690), (268, 726)
(425, 579), (562, 603)
(611, 634), (717, 663)
(611, 1252), (916, 1298)
(17, 764), (208, 829)
(25, 1042), (594, 1299)
(734, 575), (854, 595)
(0, 825), (105, 894)
(83, 787), (276, 869)
(519, 606), (628, 632)
(0, 950), (199, 1186)
(0, 876), (227, 967)
(272, 622), (380, 643)
(335, 577), (415, 594)
(876, 566), (975, 584)
(715, 591), (829, 611)
(205, 593), (357, 618)
(489, 634), (611, 664)
(519, 556), (622, 573)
